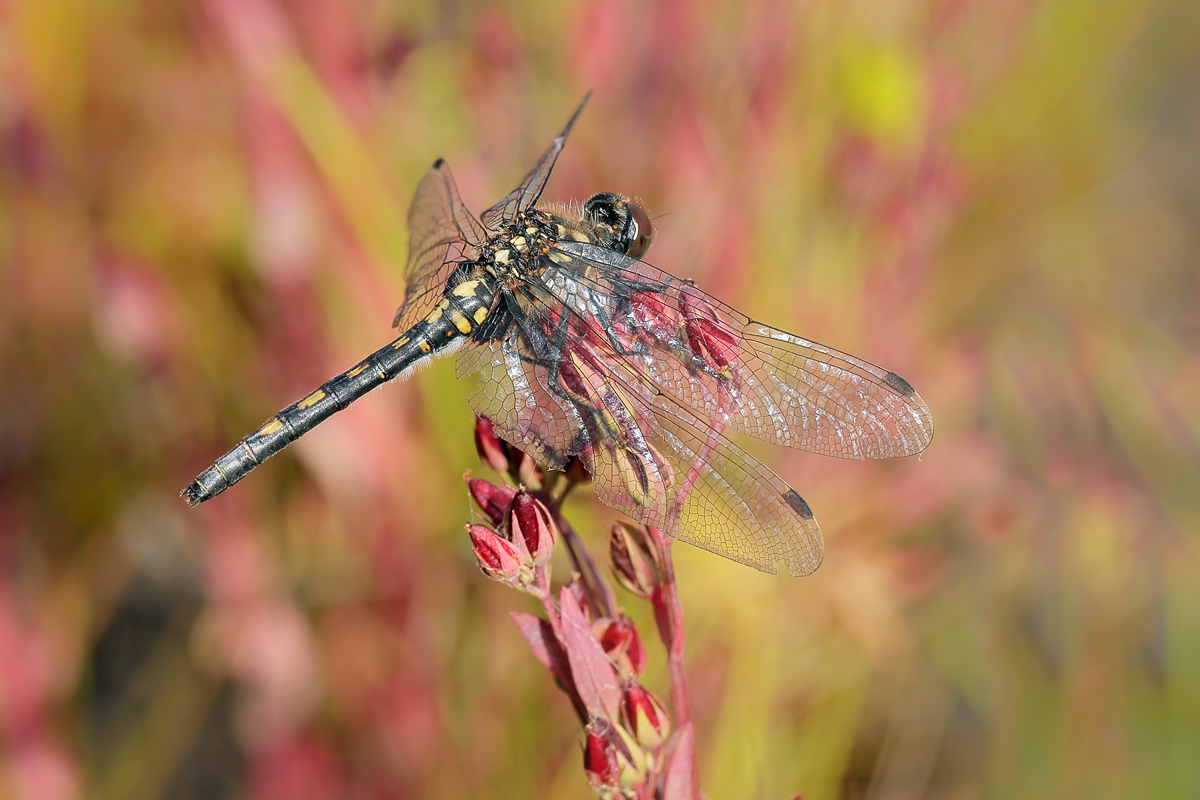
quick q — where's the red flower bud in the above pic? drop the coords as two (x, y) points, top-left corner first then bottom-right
(582, 718), (648, 788)
(594, 615), (647, 677)
(466, 477), (516, 528)
(582, 720), (621, 786)
(474, 416), (511, 472)
(507, 489), (557, 566)
(622, 682), (671, 749)
(609, 523), (661, 598)
(680, 289), (740, 373)
(467, 524), (523, 582)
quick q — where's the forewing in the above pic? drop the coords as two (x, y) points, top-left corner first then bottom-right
(456, 331), (584, 471)
(585, 362), (824, 577)
(547, 241), (935, 460)
(392, 159), (487, 331)
(479, 95), (590, 229)
(455, 285), (823, 576)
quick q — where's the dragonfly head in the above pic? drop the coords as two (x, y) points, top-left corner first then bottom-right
(583, 193), (653, 260)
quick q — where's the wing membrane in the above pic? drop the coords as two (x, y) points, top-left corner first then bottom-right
(479, 95), (590, 229)
(456, 279), (824, 576)
(393, 159), (486, 331)
(456, 330), (583, 471)
(545, 241), (935, 460)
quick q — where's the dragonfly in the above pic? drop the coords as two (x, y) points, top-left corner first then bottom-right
(182, 96), (934, 576)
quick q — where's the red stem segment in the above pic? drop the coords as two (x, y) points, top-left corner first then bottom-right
(552, 504), (617, 619)
(647, 526), (691, 730)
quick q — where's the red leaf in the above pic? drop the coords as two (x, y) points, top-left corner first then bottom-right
(510, 611), (586, 721)
(662, 722), (700, 800)
(510, 612), (556, 670)
(558, 586), (622, 723)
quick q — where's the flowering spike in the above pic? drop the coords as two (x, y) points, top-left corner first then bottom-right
(467, 524), (523, 582)
(622, 682), (671, 749)
(609, 522), (661, 598)
(467, 477), (517, 528)
(474, 416), (511, 472)
(507, 489), (558, 565)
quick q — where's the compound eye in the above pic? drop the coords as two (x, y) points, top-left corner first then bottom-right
(624, 203), (653, 260)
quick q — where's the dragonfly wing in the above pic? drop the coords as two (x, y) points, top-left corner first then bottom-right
(479, 95), (590, 229)
(547, 241), (935, 460)
(456, 285), (823, 576)
(455, 303), (585, 471)
(587, 363), (824, 577)
(393, 159), (486, 331)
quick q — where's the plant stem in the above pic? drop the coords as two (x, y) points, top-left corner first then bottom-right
(647, 526), (691, 730)
(554, 511), (616, 619)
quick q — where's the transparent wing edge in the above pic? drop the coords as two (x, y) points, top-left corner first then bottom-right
(569, 325), (824, 576)
(393, 159), (484, 330)
(480, 94), (591, 228)
(547, 240), (935, 458)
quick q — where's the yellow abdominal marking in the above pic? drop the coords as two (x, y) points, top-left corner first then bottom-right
(452, 280), (480, 298)
(473, 306), (489, 323)
(425, 299), (450, 323)
(418, 340), (432, 353)
(391, 336), (410, 349)
(298, 389), (326, 410)
(450, 310), (473, 335)
(347, 364), (368, 377)
(258, 418), (284, 436)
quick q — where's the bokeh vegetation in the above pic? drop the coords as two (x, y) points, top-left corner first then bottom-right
(2, 1), (1199, 798)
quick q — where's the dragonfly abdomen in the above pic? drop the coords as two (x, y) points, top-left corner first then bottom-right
(180, 281), (494, 506)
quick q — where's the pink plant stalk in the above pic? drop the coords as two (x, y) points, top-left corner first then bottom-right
(467, 416), (702, 800)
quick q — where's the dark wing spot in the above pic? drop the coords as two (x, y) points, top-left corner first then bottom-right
(432, 157), (445, 168)
(884, 371), (916, 397)
(783, 489), (814, 520)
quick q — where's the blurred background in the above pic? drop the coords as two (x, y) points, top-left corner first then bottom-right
(3, 0), (1199, 798)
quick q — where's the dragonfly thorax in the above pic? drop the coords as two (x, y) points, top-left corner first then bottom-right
(480, 210), (564, 283)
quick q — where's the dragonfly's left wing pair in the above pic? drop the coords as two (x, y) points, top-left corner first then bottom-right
(393, 95), (591, 331)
